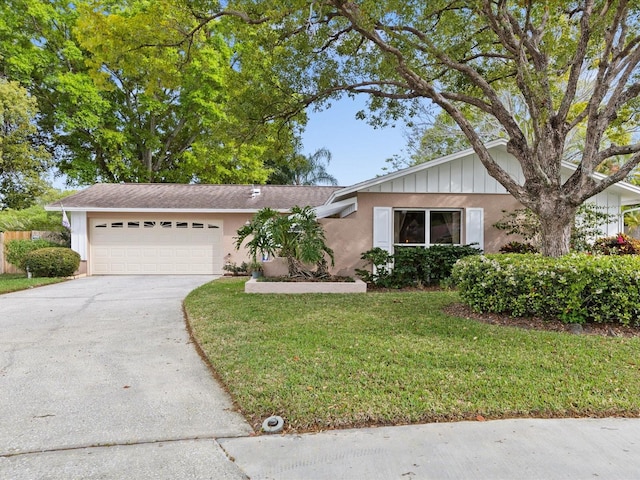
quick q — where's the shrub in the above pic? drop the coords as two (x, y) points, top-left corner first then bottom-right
(4, 239), (59, 271)
(223, 262), (249, 275)
(24, 247), (80, 277)
(451, 253), (640, 325)
(357, 244), (481, 288)
(499, 241), (539, 254)
(422, 244), (482, 284)
(592, 233), (640, 255)
(355, 247), (395, 287)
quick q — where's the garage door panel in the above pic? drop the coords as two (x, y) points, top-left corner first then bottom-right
(90, 218), (222, 275)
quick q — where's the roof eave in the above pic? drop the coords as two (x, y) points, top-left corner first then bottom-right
(44, 206), (292, 214)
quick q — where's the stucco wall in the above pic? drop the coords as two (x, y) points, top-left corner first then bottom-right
(321, 192), (524, 276)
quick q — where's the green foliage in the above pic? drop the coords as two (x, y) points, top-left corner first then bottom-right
(267, 147), (338, 186)
(592, 233), (640, 255)
(499, 241), (539, 254)
(355, 247), (393, 285)
(0, 79), (51, 209)
(357, 245), (482, 288)
(235, 207), (280, 263)
(4, 239), (59, 271)
(23, 247), (80, 277)
(493, 203), (617, 252)
(235, 206), (334, 277)
(0, 0), (300, 186)
(452, 254), (640, 325)
(223, 261), (249, 275)
(0, 189), (75, 238)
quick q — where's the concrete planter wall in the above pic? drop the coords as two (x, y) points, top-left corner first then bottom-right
(245, 278), (367, 294)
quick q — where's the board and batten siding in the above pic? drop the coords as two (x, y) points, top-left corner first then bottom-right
(590, 191), (624, 236)
(364, 150), (522, 195)
(361, 149), (624, 237)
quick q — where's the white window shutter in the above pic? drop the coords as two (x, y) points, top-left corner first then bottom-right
(373, 207), (393, 254)
(465, 208), (484, 250)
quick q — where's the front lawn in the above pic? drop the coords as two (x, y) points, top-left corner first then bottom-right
(185, 277), (640, 432)
(0, 273), (67, 294)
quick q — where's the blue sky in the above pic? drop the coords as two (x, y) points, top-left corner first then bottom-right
(301, 96), (409, 186)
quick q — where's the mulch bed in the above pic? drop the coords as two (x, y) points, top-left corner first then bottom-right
(444, 303), (640, 338)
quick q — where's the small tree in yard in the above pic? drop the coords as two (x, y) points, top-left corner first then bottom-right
(235, 206), (334, 278)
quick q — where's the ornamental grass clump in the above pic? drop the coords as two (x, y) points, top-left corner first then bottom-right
(451, 254), (640, 325)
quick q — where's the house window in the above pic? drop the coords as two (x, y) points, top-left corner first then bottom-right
(192, 222), (204, 229)
(127, 221), (140, 228)
(394, 209), (461, 246)
(144, 221), (156, 228)
(176, 222), (188, 229)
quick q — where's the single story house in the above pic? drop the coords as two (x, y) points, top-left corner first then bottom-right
(47, 139), (640, 276)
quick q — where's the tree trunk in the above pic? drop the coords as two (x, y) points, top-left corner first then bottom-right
(536, 198), (577, 257)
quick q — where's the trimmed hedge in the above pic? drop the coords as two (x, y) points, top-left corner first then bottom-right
(451, 254), (640, 325)
(5, 239), (59, 271)
(357, 244), (482, 288)
(24, 247), (80, 277)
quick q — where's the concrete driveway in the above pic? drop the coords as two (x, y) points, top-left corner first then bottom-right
(0, 276), (252, 479)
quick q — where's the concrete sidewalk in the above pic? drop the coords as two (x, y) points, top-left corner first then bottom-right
(0, 276), (252, 479)
(220, 417), (640, 479)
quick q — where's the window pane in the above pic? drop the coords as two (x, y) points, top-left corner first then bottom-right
(430, 211), (461, 244)
(144, 221), (156, 228)
(394, 211), (425, 244)
(128, 221), (139, 228)
(176, 222), (188, 228)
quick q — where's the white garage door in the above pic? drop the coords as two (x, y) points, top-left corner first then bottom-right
(90, 218), (223, 275)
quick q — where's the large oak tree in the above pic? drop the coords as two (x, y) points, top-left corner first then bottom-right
(200, 0), (640, 256)
(0, 0), (302, 186)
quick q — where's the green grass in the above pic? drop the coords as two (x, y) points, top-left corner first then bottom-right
(185, 277), (640, 432)
(0, 273), (67, 294)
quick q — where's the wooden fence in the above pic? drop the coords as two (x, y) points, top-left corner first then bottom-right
(0, 231), (55, 274)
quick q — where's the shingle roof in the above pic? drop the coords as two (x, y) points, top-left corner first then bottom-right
(49, 183), (343, 211)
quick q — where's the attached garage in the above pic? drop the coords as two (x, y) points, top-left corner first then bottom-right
(90, 217), (223, 275)
(46, 183), (341, 276)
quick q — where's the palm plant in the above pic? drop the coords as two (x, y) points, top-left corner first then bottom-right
(234, 207), (279, 263)
(235, 206), (334, 278)
(268, 147), (338, 186)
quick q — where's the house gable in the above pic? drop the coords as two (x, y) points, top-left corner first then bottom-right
(360, 142), (520, 195)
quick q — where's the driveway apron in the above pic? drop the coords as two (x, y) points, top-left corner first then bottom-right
(0, 276), (252, 479)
